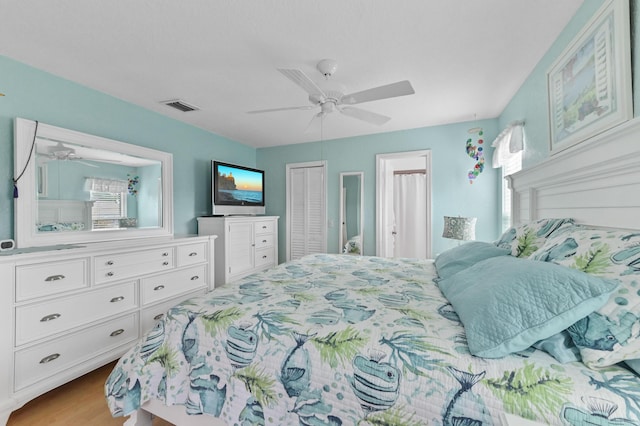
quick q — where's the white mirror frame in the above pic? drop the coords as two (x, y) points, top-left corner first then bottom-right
(14, 118), (174, 248)
(339, 171), (364, 255)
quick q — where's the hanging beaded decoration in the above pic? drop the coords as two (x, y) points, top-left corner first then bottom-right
(127, 174), (139, 196)
(466, 129), (485, 184)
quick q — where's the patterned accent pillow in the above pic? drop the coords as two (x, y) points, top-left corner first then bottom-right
(494, 218), (575, 258)
(530, 225), (640, 368)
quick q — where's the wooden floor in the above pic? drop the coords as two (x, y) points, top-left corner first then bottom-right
(7, 362), (173, 426)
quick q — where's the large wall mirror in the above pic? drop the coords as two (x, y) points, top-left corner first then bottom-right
(339, 172), (364, 255)
(14, 118), (173, 248)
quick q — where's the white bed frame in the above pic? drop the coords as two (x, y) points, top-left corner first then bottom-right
(123, 118), (640, 426)
(508, 116), (640, 231)
(37, 199), (93, 230)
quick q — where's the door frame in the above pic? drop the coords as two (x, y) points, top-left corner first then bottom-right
(285, 160), (327, 261)
(375, 150), (432, 258)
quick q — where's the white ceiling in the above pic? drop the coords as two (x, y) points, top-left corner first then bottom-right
(1, 0), (583, 148)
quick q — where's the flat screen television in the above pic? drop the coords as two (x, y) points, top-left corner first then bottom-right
(211, 160), (266, 215)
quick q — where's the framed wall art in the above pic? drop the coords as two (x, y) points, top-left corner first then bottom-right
(547, 0), (632, 155)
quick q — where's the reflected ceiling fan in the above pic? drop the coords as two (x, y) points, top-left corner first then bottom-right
(248, 59), (415, 131)
(38, 140), (113, 168)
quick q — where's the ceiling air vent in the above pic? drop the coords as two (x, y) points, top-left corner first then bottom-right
(161, 99), (200, 112)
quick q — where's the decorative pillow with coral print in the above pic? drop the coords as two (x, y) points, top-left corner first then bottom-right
(530, 225), (640, 368)
(494, 218), (575, 258)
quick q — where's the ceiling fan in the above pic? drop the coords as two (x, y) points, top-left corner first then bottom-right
(248, 59), (415, 131)
(38, 141), (101, 168)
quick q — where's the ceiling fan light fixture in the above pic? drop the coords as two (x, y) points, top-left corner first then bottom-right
(317, 59), (338, 78)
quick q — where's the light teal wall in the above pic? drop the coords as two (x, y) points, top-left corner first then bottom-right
(499, 0), (639, 168)
(0, 55), (256, 240)
(257, 119), (500, 261)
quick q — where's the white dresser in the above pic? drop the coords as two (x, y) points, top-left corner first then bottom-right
(197, 216), (278, 285)
(0, 235), (215, 424)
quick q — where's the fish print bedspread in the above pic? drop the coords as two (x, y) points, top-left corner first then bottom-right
(106, 254), (640, 425)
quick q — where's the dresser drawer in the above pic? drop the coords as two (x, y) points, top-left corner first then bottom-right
(95, 248), (174, 284)
(255, 248), (275, 268)
(15, 281), (137, 346)
(141, 265), (206, 306)
(140, 288), (205, 333)
(254, 220), (275, 235)
(16, 259), (88, 302)
(14, 313), (138, 391)
(254, 233), (274, 249)
(177, 242), (207, 267)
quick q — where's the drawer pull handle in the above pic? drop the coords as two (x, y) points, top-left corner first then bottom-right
(106, 260), (114, 266)
(107, 272), (114, 277)
(110, 296), (125, 303)
(40, 353), (60, 364)
(162, 261), (169, 266)
(162, 252), (169, 257)
(45, 274), (65, 282)
(154, 285), (165, 291)
(190, 275), (199, 281)
(189, 252), (198, 257)
(110, 329), (125, 337)
(262, 239), (267, 243)
(262, 225), (267, 229)
(40, 313), (61, 322)
(262, 255), (268, 259)
(153, 313), (164, 321)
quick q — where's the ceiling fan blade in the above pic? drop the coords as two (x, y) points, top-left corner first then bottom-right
(339, 106), (391, 125)
(75, 159), (100, 168)
(277, 69), (326, 97)
(341, 80), (415, 105)
(247, 105), (315, 114)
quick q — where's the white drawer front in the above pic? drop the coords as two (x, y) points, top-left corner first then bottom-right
(15, 281), (137, 346)
(255, 248), (275, 268)
(16, 259), (88, 302)
(254, 220), (275, 235)
(95, 248), (174, 284)
(140, 289), (205, 333)
(14, 313), (138, 391)
(254, 233), (274, 249)
(141, 265), (206, 305)
(177, 242), (207, 267)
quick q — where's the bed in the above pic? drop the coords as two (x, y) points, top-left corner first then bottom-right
(36, 199), (93, 232)
(106, 118), (640, 426)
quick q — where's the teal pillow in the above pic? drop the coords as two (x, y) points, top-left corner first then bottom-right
(438, 256), (618, 358)
(434, 241), (510, 280)
(533, 331), (581, 363)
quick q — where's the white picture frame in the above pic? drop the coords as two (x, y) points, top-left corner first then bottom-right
(547, 0), (632, 155)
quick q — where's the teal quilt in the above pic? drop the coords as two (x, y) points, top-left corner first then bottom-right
(105, 254), (640, 425)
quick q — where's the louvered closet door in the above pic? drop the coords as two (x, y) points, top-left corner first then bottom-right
(288, 164), (326, 260)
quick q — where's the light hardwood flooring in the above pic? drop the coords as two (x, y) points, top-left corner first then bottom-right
(7, 361), (173, 426)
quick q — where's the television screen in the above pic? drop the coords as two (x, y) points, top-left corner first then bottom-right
(212, 161), (265, 215)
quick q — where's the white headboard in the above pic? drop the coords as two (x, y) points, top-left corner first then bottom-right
(508, 117), (640, 231)
(37, 199), (93, 229)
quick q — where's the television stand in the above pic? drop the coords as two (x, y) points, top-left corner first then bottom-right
(197, 216), (279, 285)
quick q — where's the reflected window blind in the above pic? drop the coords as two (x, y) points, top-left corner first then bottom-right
(90, 190), (126, 229)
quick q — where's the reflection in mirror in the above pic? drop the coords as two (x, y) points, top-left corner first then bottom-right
(340, 172), (364, 255)
(14, 118), (173, 248)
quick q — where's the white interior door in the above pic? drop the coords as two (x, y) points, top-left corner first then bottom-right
(286, 161), (327, 261)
